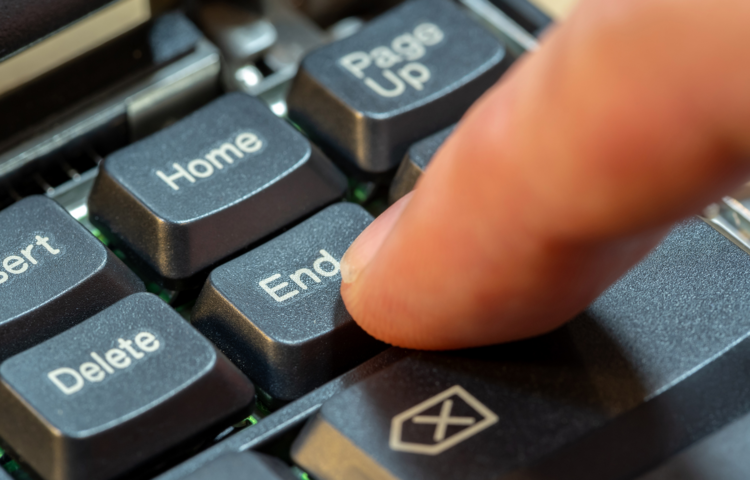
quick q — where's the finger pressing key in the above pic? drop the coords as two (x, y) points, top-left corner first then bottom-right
(192, 203), (384, 404)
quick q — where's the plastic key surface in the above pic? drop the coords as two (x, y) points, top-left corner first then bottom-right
(287, 0), (512, 174)
(0, 195), (144, 362)
(0, 293), (255, 480)
(88, 92), (347, 288)
(389, 125), (454, 203)
(291, 219), (750, 480)
(180, 452), (298, 480)
(193, 203), (384, 403)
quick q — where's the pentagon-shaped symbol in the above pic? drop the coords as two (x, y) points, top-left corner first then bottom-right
(389, 385), (498, 455)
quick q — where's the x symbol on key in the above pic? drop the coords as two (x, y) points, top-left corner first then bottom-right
(411, 399), (477, 442)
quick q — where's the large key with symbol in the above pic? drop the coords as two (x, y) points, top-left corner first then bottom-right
(292, 219), (750, 480)
(287, 0), (512, 174)
(88, 93), (347, 288)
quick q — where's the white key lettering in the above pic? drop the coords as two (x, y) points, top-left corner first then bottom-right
(259, 274), (299, 302)
(156, 163), (195, 191)
(205, 143), (243, 167)
(187, 159), (215, 178)
(0, 234), (63, 287)
(155, 132), (264, 191)
(339, 51), (371, 79)
(47, 332), (161, 396)
(391, 33), (425, 61)
(413, 23), (444, 46)
(370, 46), (402, 69)
(290, 268), (321, 290)
(364, 71), (406, 98)
(260, 249), (341, 303)
(48, 368), (84, 395)
(398, 62), (431, 91)
(339, 23), (444, 98)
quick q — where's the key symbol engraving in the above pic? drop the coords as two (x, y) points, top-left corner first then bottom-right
(412, 399), (477, 442)
(389, 385), (498, 455)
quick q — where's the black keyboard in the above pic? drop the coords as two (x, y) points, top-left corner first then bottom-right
(1, 1), (750, 479)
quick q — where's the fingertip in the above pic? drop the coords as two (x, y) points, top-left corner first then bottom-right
(340, 193), (413, 345)
(340, 193), (413, 285)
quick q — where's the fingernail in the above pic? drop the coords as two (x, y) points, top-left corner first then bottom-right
(341, 193), (413, 284)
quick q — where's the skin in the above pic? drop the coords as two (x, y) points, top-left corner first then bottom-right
(339, 0), (750, 350)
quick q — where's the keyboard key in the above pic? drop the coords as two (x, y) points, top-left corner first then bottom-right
(196, 2), (276, 68)
(88, 92), (347, 288)
(0, 293), (255, 480)
(193, 203), (384, 403)
(0, 0), (150, 97)
(0, 11), (217, 179)
(0, 195), (144, 362)
(291, 219), (750, 480)
(179, 452), (298, 480)
(389, 125), (454, 203)
(287, 0), (512, 174)
(1, 0), (111, 56)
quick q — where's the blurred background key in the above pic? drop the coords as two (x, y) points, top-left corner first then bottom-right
(0, 0), (151, 97)
(389, 125), (454, 204)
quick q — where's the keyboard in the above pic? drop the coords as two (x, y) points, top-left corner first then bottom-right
(1, 0), (750, 479)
